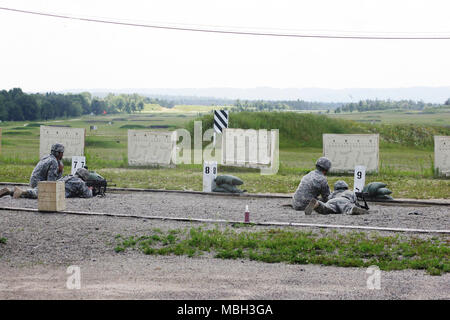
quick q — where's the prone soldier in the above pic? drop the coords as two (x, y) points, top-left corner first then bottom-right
(0, 168), (93, 199)
(304, 180), (370, 215)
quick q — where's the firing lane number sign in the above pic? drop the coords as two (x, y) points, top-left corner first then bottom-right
(71, 156), (86, 175)
(353, 165), (366, 192)
(203, 161), (217, 192)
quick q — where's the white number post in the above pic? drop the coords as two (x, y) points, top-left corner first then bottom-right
(203, 161), (217, 192)
(353, 165), (366, 193)
(71, 156), (86, 175)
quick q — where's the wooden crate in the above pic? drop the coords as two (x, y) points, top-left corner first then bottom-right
(38, 181), (66, 212)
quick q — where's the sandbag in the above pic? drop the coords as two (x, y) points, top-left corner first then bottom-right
(213, 183), (244, 193)
(374, 194), (394, 200)
(212, 186), (229, 193)
(376, 187), (392, 195)
(217, 183), (243, 193)
(215, 175), (244, 186)
(363, 182), (387, 197)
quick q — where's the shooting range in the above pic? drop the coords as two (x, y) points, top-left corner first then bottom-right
(323, 134), (379, 173)
(434, 136), (450, 176)
(39, 126), (85, 159)
(127, 130), (177, 166)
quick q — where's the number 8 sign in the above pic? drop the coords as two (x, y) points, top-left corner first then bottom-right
(203, 161), (217, 192)
(353, 165), (366, 192)
(71, 156), (86, 175)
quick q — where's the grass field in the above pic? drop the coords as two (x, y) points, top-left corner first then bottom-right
(0, 108), (449, 199)
(329, 108), (450, 125)
(114, 227), (449, 275)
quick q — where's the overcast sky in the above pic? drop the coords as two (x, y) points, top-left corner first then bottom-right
(0, 0), (449, 92)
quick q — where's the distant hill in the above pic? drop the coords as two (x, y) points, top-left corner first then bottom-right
(59, 86), (450, 104)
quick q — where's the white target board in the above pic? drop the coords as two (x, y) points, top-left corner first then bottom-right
(323, 134), (379, 173)
(39, 126), (85, 160)
(434, 136), (450, 176)
(128, 130), (177, 166)
(221, 128), (277, 169)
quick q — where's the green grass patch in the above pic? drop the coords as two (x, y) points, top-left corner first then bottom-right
(119, 124), (147, 129)
(2, 131), (33, 136)
(114, 227), (450, 275)
(0, 237), (7, 244)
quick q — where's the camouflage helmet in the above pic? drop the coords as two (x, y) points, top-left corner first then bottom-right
(51, 143), (65, 154)
(334, 180), (349, 190)
(316, 157), (332, 171)
(75, 167), (90, 181)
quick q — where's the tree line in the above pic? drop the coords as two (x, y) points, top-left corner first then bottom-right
(233, 99), (341, 112)
(0, 89), (176, 121)
(334, 99), (443, 113)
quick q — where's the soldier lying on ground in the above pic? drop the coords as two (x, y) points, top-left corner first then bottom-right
(29, 143), (65, 188)
(304, 180), (370, 215)
(0, 168), (93, 199)
(292, 157), (332, 210)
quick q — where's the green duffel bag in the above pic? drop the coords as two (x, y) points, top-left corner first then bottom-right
(215, 175), (244, 186)
(376, 187), (392, 195)
(363, 182), (387, 197)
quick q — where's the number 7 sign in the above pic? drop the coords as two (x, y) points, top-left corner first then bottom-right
(71, 156), (86, 175)
(354, 165), (366, 192)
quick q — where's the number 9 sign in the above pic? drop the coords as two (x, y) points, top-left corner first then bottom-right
(353, 165), (366, 192)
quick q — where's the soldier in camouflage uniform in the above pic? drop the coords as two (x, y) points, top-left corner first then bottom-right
(304, 180), (370, 215)
(0, 168), (93, 199)
(292, 157), (332, 211)
(29, 143), (65, 188)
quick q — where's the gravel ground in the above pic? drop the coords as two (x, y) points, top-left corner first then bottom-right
(1, 188), (449, 231)
(0, 188), (449, 300)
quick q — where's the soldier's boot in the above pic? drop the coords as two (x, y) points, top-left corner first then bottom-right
(350, 206), (370, 215)
(304, 199), (319, 215)
(13, 187), (25, 199)
(0, 188), (13, 198)
(314, 201), (335, 215)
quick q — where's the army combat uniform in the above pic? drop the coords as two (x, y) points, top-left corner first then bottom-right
(15, 175), (92, 199)
(292, 169), (331, 210)
(29, 143), (65, 189)
(29, 154), (62, 188)
(7, 168), (93, 200)
(304, 180), (369, 215)
(320, 189), (358, 214)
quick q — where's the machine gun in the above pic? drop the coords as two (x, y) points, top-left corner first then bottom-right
(85, 171), (108, 197)
(355, 192), (370, 210)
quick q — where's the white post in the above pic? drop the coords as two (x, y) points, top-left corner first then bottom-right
(353, 165), (366, 192)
